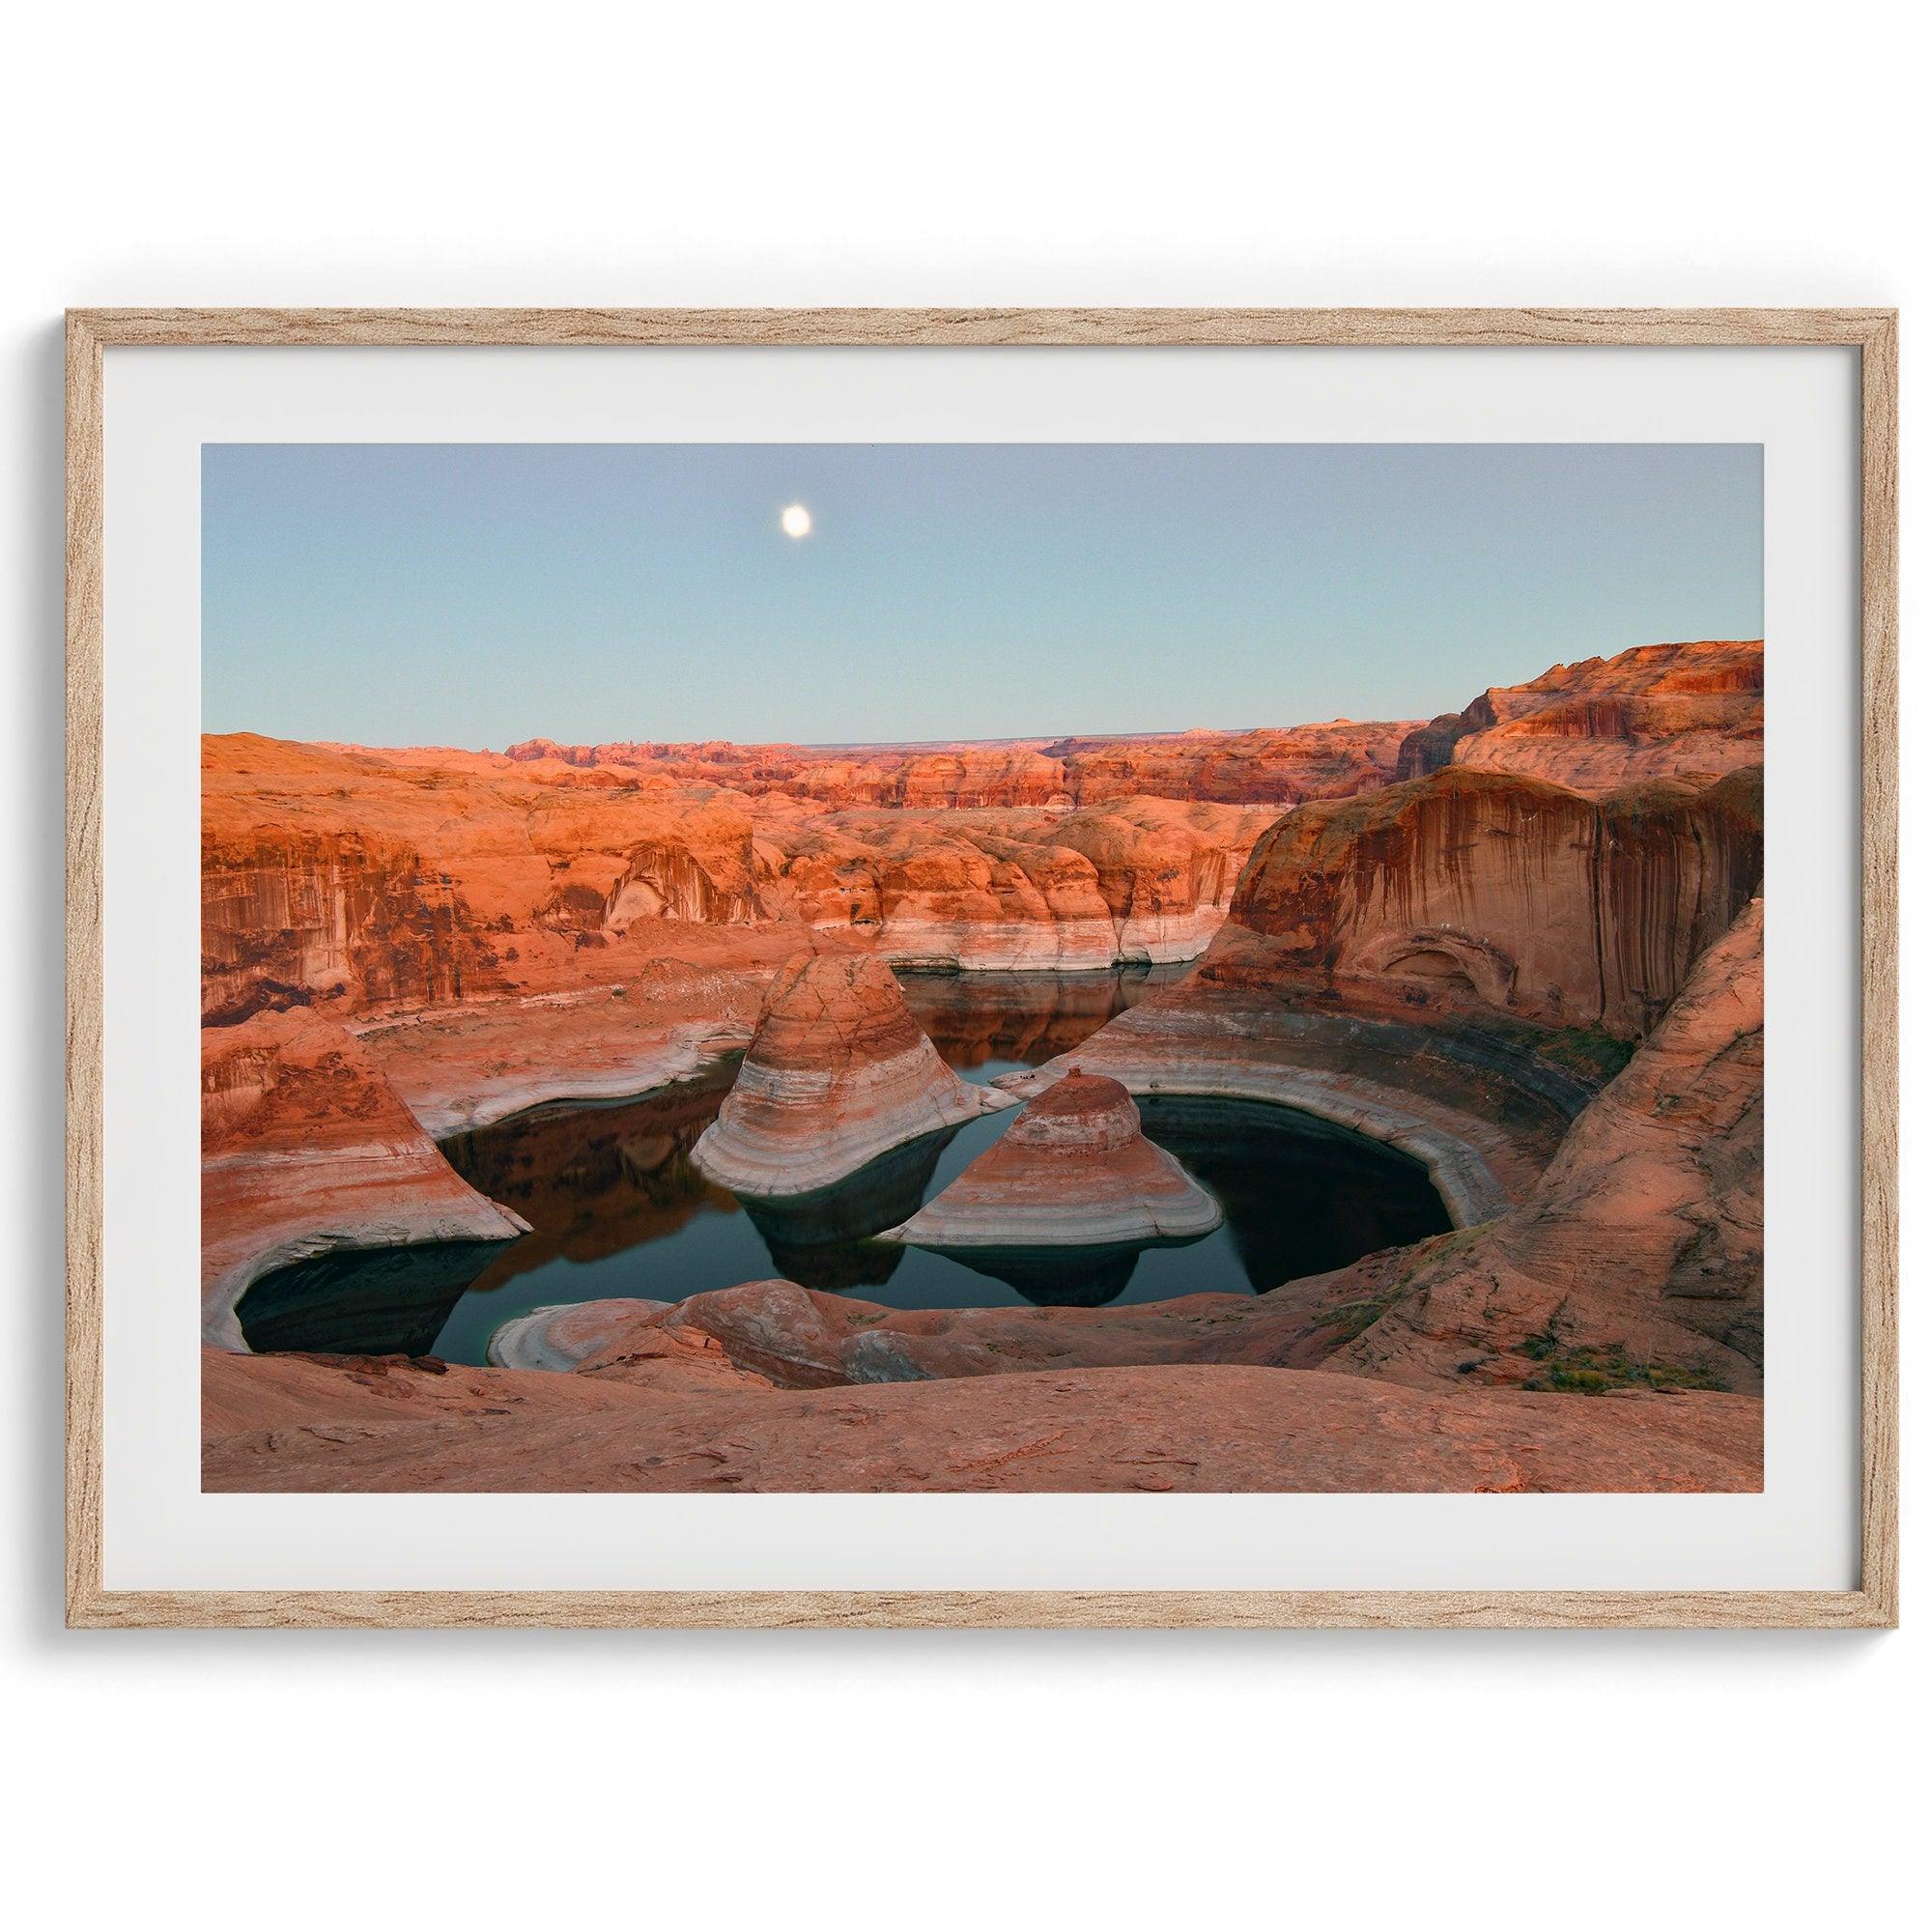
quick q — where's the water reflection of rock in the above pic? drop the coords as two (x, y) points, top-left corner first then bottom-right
(896, 965), (1183, 1073)
(921, 1242), (1152, 1308)
(1136, 1095), (1451, 1291)
(439, 1070), (739, 1293)
(736, 1128), (960, 1291)
(236, 1238), (512, 1355)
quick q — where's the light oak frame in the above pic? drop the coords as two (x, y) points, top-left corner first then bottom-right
(65, 307), (1899, 1630)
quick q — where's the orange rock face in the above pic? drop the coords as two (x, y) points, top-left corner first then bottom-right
(1209, 764), (1762, 1037)
(355, 963), (763, 1140)
(997, 968), (1602, 1230)
(201, 649), (1758, 1029)
(200, 1009), (526, 1350)
(690, 953), (1015, 1196)
(201, 735), (1284, 1025)
(1396, 639), (1763, 794)
(882, 1072), (1222, 1248)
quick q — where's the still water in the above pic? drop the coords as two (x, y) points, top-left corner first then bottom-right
(235, 968), (1451, 1364)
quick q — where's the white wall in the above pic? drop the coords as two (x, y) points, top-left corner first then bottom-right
(2, 5), (1920, 1926)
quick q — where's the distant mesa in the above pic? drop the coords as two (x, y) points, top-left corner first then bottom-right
(690, 952), (1015, 1197)
(1394, 639), (1763, 794)
(880, 1071), (1222, 1251)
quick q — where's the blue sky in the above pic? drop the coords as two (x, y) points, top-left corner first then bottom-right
(202, 442), (1762, 748)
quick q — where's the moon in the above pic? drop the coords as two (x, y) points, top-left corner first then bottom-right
(780, 502), (812, 539)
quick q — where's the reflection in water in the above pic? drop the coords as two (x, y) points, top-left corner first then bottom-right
(930, 1241), (1150, 1307)
(236, 1238), (512, 1356)
(1136, 1095), (1452, 1288)
(896, 964), (1182, 1070)
(736, 1128), (958, 1290)
(235, 965), (1453, 1361)
(438, 1067), (741, 1292)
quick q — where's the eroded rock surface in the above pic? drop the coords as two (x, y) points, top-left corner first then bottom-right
(882, 1073), (1222, 1249)
(1209, 764), (1761, 1037)
(357, 961), (764, 1139)
(486, 1297), (673, 1371)
(691, 954), (1015, 1196)
(198, 644), (1767, 1490)
(202, 735), (1288, 1029)
(202, 649), (1758, 1031)
(201, 1009), (527, 1350)
(1298, 896), (1766, 1394)
(202, 1349), (1761, 1492)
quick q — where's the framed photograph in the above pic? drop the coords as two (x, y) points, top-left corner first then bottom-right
(66, 307), (1896, 1629)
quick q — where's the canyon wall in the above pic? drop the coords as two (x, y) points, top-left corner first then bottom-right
(1205, 763), (1762, 1038)
(203, 642), (1761, 1029)
(202, 735), (1282, 1022)
(1271, 895), (1767, 1394)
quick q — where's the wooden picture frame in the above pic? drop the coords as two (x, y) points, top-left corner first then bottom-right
(65, 307), (1898, 1630)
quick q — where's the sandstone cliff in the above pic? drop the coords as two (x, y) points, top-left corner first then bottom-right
(202, 644), (1762, 1028)
(202, 735), (1281, 1023)
(1207, 763), (1761, 1038)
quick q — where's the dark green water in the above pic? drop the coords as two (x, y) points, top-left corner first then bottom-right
(235, 968), (1451, 1363)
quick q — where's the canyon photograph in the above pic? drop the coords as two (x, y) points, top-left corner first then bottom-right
(199, 441), (1766, 1493)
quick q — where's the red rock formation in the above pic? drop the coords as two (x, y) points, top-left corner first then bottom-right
(882, 1073), (1222, 1249)
(589, 1279), (858, 1388)
(198, 640), (1769, 1493)
(202, 735), (1282, 1024)
(203, 651), (1755, 1027)
(1297, 896), (1765, 1394)
(200, 1009), (527, 1350)
(201, 1349), (1761, 1492)
(691, 953), (1016, 1196)
(554, 1281), (1251, 1389)
(1210, 764), (1761, 1037)
(357, 963), (763, 1140)
(762, 798), (1277, 970)
(200, 903), (1767, 1484)
(1396, 639), (1762, 794)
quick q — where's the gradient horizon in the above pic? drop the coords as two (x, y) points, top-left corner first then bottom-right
(203, 442), (1763, 750)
